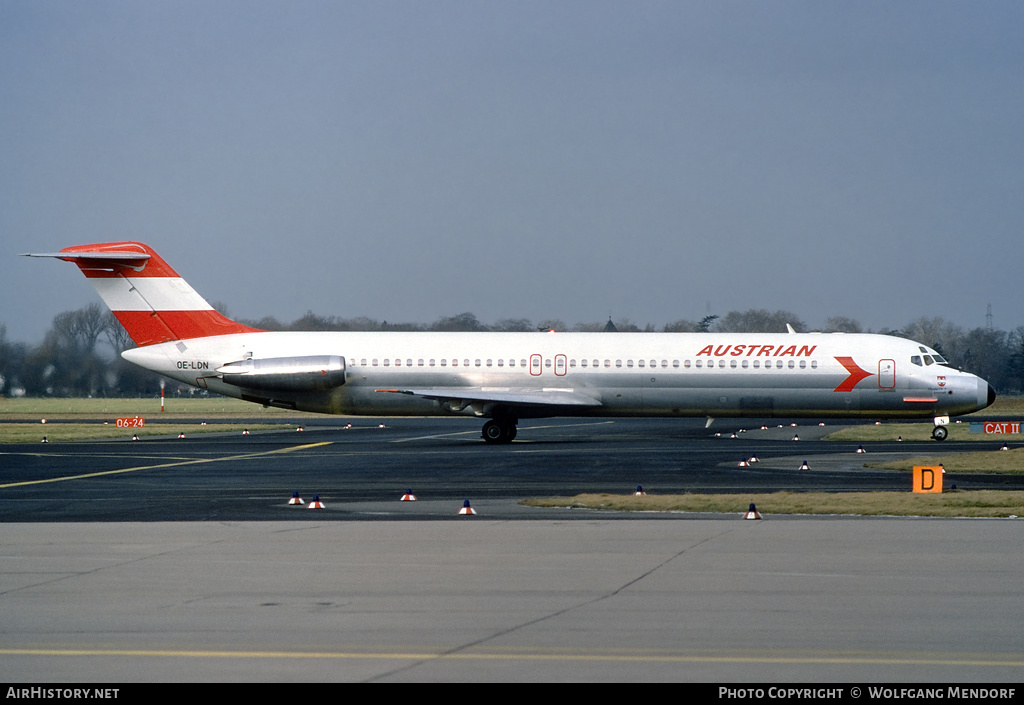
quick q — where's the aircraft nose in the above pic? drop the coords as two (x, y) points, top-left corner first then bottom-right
(987, 382), (997, 409)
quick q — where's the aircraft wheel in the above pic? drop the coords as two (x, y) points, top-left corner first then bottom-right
(482, 420), (515, 444)
(932, 425), (948, 441)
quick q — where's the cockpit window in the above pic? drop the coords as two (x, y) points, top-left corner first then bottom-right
(923, 355), (934, 365)
(932, 354), (948, 365)
(911, 356), (922, 366)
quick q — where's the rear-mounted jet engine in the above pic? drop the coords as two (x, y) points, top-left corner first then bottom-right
(217, 355), (346, 393)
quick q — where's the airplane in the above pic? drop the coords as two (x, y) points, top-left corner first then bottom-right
(27, 241), (994, 443)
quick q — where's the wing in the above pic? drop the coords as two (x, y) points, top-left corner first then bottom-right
(377, 387), (602, 414)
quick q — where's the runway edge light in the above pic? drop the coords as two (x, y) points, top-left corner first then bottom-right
(401, 489), (417, 501)
(308, 494), (326, 509)
(288, 492), (304, 506)
(459, 499), (476, 515)
(744, 503), (762, 520)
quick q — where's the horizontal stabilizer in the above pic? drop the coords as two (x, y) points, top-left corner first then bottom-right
(24, 251), (152, 268)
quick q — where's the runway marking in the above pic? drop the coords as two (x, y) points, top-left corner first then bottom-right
(1, 647), (1021, 668)
(0, 442), (332, 489)
(390, 429), (481, 442)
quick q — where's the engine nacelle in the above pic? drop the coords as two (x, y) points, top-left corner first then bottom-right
(217, 355), (346, 392)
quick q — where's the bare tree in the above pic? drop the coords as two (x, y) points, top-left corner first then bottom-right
(664, 318), (699, 332)
(824, 316), (863, 333)
(714, 309), (807, 333)
(102, 311), (133, 354)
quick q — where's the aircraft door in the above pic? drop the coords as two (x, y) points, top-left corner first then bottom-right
(554, 354), (567, 376)
(878, 359), (895, 389)
(530, 354), (542, 376)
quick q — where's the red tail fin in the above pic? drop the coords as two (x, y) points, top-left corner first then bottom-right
(51, 242), (260, 346)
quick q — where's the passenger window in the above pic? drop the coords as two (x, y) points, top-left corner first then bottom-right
(788, 360), (795, 369)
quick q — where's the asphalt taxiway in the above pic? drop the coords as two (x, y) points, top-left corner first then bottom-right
(3, 417), (1022, 521)
(1, 418), (1022, 682)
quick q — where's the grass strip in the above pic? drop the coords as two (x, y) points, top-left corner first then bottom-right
(0, 422), (294, 443)
(521, 490), (1024, 518)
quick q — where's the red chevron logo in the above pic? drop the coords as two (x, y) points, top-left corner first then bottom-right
(834, 356), (873, 392)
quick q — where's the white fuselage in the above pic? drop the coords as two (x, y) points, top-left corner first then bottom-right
(122, 330), (992, 420)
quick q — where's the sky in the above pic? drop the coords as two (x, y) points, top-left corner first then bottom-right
(2, 1), (1022, 344)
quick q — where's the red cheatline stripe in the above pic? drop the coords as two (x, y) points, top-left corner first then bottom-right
(903, 397), (939, 403)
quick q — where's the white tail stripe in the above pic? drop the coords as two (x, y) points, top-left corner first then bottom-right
(89, 277), (214, 312)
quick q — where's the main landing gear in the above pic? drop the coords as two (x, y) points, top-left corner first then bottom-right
(482, 419), (518, 444)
